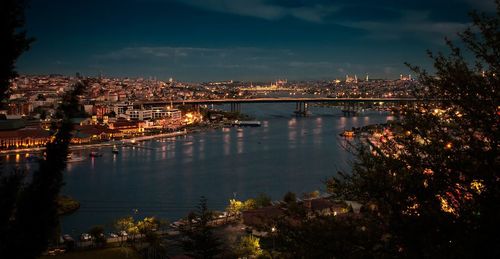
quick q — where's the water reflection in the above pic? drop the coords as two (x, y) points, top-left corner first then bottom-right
(54, 105), (394, 233)
(223, 133), (230, 155)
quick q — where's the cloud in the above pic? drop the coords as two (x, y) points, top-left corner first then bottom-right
(171, 0), (471, 43)
(174, 0), (339, 22)
(461, 0), (496, 10)
(95, 46), (222, 61)
(287, 61), (335, 69)
(339, 9), (470, 43)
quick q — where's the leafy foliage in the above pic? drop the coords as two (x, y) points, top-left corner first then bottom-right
(254, 193), (272, 208)
(0, 0), (34, 106)
(234, 235), (263, 258)
(267, 2), (500, 258)
(282, 192), (296, 204)
(0, 82), (85, 258)
(326, 3), (500, 258)
(180, 196), (223, 258)
(89, 225), (107, 247)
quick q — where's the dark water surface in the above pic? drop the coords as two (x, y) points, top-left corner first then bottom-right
(7, 103), (394, 234)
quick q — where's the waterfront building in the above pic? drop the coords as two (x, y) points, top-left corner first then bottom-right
(126, 108), (152, 120)
(0, 127), (51, 149)
(108, 118), (145, 136)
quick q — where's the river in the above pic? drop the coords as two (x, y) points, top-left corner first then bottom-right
(3, 103), (394, 234)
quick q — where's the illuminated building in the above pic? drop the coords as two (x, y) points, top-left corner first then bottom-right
(0, 127), (51, 149)
(345, 74), (358, 83)
(400, 74), (412, 81)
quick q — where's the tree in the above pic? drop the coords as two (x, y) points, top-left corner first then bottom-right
(114, 216), (136, 239)
(180, 196), (223, 258)
(0, 0), (34, 106)
(301, 190), (320, 200)
(136, 217), (168, 259)
(267, 212), (388, 258)
(282, 192), (296, 204)
(226, 199), (244, 216)
(254, 193), (272, 208)
(0, 1), (34, 252)
(243, 198), (257, 210)
(88, 225), (106, 247)
(0, 82), (85, 258)
(234, 235), (263, 258)
(326, 3), (500, 258)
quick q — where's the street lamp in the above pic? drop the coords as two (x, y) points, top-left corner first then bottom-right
(271, 226), (276, 251)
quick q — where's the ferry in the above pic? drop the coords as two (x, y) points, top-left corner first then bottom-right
(112, 146), (119, 154)
(232, 120), (262, 127)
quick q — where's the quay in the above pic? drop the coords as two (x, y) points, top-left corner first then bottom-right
(0, 130), (187, 155)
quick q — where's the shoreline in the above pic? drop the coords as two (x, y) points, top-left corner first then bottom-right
(0, 130), (188, 155)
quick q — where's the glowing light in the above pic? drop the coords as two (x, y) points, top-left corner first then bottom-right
(423, 168), (434, 176)
(445, 142), (452, 149)
(470, 180), (485, 195)
(437, 195), (457, 216)
(403, 196), (420, 214)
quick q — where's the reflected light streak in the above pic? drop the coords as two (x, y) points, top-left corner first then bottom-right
(223, 134), (230, 155)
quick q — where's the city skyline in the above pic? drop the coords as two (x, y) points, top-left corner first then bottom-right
(18, 0), (494, 81)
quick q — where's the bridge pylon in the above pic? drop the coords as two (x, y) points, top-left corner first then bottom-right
(341, 102), (360, 116)
(230, 103), (241, 113)
(294, 101), (309, 116)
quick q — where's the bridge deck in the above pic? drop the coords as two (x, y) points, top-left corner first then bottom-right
(140, 97), (419, 105)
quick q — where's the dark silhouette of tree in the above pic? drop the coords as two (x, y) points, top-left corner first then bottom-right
(0, 82), (85, 258)
(254, 193), (272, 208)
(268, 212), (388, 258)
(180, 196), (223, 258)
(325, 2), (500, 258)
(268, 2), (500, 258)
(282, 191), (296, 204)
(0, 1), (33, 246)
(0, 0), (34, 107)
(88, 225), (106, 248)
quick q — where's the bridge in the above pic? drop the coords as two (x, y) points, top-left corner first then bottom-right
(140, 97), (420, 116)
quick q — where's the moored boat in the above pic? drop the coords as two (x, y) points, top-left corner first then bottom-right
(340, 130), (355, 138)
(67, 153), (86, 162)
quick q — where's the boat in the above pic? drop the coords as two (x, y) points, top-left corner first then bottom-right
(112, 146), (119, 154)
(232, 120), (262, 127)
(67, 153), (86, 162)
(340, 130), (356, 138)
(89, 151), (103, 157)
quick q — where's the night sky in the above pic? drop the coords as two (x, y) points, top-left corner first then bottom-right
(17, 0), (495, 81)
